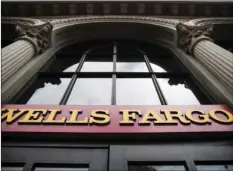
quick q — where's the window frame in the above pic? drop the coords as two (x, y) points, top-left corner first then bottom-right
(109, 144), (233, 171)
(2, 146), (108, 171)
(12, 41), (213, 105)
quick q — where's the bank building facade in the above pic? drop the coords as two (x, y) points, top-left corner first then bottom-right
(1, 0), (233, 171)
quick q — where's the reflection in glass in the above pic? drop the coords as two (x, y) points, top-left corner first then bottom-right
(2, 167), (23, 171)
(81, 62), (113, 72)
(128, 165), (186, 171)
(150, 63), (167, 72)
(27, 78), (71, 104)
(35, 167), (88, 171)
(116, 78), (161, 105)
(41, 57), (80, 73)
(197, 164), (233, 171)
(67, 78), (112, 105)
(116, 62), (148, 72)
(157, 78), (200, 105)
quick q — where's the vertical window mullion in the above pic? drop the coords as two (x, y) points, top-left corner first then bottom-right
(151, 75), (167, 105)
(22, 162), (34, 171)
(143, 52), (167, 105)
(59, 51), (88, 105)
(111, 43), (117, 105)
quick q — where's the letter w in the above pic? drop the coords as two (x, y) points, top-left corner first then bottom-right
(2, 109), (28, 124)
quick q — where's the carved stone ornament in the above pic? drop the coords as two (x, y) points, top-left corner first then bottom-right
(176, 22), (213, 54)
(50, 16), (179, 28)
(16, 22), (53, 54)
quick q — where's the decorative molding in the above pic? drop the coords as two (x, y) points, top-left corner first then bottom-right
(2, 1), (233, 17)
(2, 17), (233, 34)
(103, 3), (111, 15)
(187, 17), (233, 26)
(2, 16), (233, 56)
(50, 16), (179, 29)
(19, 5), (26, 16)
(1, 17), (45, 26)
(154, 4), (162, 15)
(4, 17), (232, 30)
(2, 2), (233, 17)
(53, 4), (60, 16)
(188, 5), (195, 16)
(35, 5), (43, 16)
(87, 4), (94, 15)
(171, 4), (179, 15)
(137, 3), (145, 15)
(221, 6), (229, 16)
(69, 4), (77, 15)
(205, 5), (212, 16)
(16, 22), (53, 54)
(176, 22), (213, 54)
(3, 4), (9, 16)
(120, 3), (128, 15)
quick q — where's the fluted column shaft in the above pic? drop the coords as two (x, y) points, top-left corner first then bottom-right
(1, 22), (53, 83)
(176, 22), (233, 93)
(193, 40), (233, 92)
(2, 40), (36, 82)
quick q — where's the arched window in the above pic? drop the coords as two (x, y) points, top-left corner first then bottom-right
(13, 40), (213, 105)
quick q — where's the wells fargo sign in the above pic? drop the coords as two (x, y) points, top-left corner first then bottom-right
(1, 104), (233, 133)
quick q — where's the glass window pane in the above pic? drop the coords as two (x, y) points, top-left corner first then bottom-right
(150, 63), (167, 72)
(128, 165), (186, 171)
(157, 78), (200, 105)
(63, 63), (79, 72)
(17, 78), (71, 104)
(81, 46), (113, 72)
(67, 78), (112, 105)
(197, 164), (233, 171)
(116, 46), (148, 72)
(2, 167), (23, 171)
(35, 167), (88, 171)
(116, 62), (148, 72)
(81, 62), (113, 72)
(117, 78), (161, 105)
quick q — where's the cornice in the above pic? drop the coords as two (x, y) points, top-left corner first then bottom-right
(187, 17), (233, 26)
(1, 17), (45, 26)
(2, 16), (233, 55)
(50, 16), (180, 30)
(2, 1), (233, 17)
(3, 16), (233, 30)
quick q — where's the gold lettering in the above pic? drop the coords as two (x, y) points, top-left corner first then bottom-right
(119, 110), (141, 125)
(66, 110), (88, 125)
(186, 110), (210, 124)
(162, 110), (190, 125)
(139, 110), (165, 125)
(89, 109), (110, 125)
(209, 109), (233, 124)
(18, 109), (47, 124)
(43, 109), (66, 124)
(1, 109), (28, 124)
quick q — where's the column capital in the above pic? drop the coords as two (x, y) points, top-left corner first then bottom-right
(16, 22), (53, 55)
(176, 22), (213, 55)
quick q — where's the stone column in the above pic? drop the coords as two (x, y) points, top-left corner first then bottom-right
(1, 22), (53, 83)
(176, 22), (233, 93)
